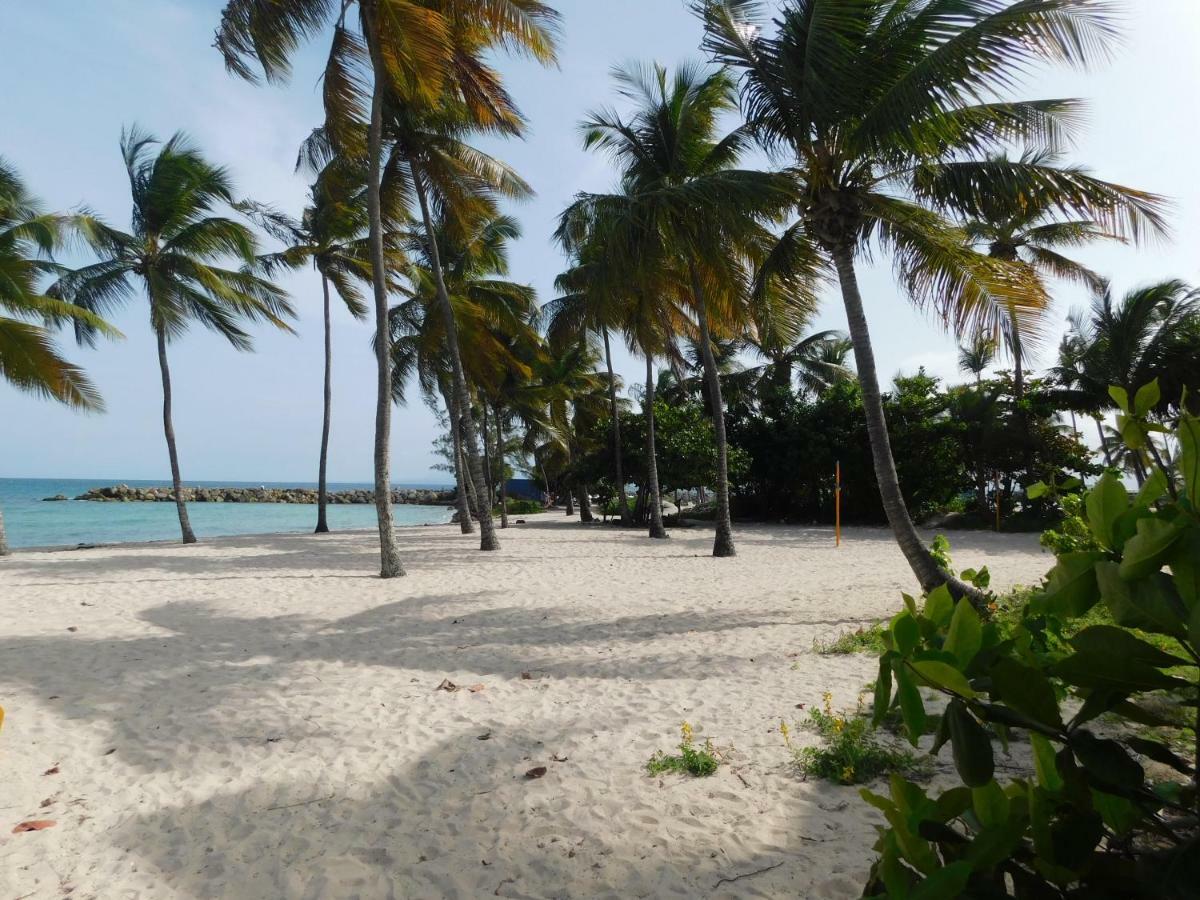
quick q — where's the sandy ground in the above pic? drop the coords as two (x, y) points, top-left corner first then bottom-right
(0, 515), (1052, 899)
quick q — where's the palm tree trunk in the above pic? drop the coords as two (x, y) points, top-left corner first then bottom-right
(577, 483), (594, 522)
(831, 246), (982, 603)
(1010, 327), (1036, 484)
(411, 163), (498, 550)
(155, 327), (197, 545)
(495, 405), (509, 529)
(315, 275), (333, 534)
(481, 403), (494, 508)
(688, 263), (735, 557)
(365, 33), (403, 577)
(644, 354), (667, 539)
(602, 328), (630, 525)
(441, 382), (475, 534)
(0, 505), (9, 556)
(1095, 417), (1114, 467)
(565, 488), (574, 516)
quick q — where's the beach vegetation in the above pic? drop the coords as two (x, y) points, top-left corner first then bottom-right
(646, 721), (722, 778)
(785, 693), (918, 786)
(857, 391), (1200, 898)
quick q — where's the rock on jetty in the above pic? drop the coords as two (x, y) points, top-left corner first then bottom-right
(71, 484), (455, 505)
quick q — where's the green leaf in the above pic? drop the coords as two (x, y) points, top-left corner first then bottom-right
(946, 700), (994, 788)
(893, 612), (920, 656)
(1133, 467), (1168, 509)
(1126, 737), (1194, 774)
(1030, 733), (1063, 791)
(1097, 562), (1189, 639)
(989, 658), (1064, 729)
(1108, 385), (1130, 414)
(1071, 731), (1144, 795)
(873, 653), (894, 728)
(944, 599), (982, 667)
(1133, 379), (1160, 417)
(932, 786), (972, 822)
(1117, 412), (1146, 450)
(971, 780), (1008, 827)
(1192, 604), (1200, 657)
(895, 665), (927, 746)
(1026, 481), (1049, 500)
(909, 861), (972, 900)
(1119, 516), (1187, 581)
(1090, 789), (1140, 836)
(1036, 552), (1105, 618)
(1069, 624), (1190, 668)
(1170, 527), (1200, 609)
(922, 585), (954, 628)
(1052, 649), (1189, 692)
(911, 660), (976, 697)
(1179, 413), (1199, 506)
(1086, 472), (1129, 550)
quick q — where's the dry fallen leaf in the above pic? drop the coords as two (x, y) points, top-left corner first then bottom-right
(551, 753), (568, 763)
(43, 766), (60, 776)
(435, 679), (459, 692)
(520, 672), (533, 680)
(12, 820), (56, 833)
(466, 683), (486, 693)
(525, 766), (547, 779)
(477, 732), (492, 741)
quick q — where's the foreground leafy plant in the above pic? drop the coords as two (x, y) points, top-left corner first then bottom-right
(861, 387), (1199, 898)
(646, 721), (721, 777)
(786, 693), (917, 785)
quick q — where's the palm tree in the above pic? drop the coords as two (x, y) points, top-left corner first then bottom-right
(739, 328), (853, 408)
(1053, 281), (1200, 484)
(0, 159), (119, 556)
(558, 62), (803, 557)
(50, 129), (294, 545)
(696, 0), (1166, 598)
(216, 0), (560, 574)
(958, 335), (997, 386)
(544, 254), (634, 525)
(246, 159), (372, 534)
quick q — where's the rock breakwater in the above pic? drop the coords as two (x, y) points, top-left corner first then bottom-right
(67, 485), (455, 505)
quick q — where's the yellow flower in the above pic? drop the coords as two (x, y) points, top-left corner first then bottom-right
(822, 691), (833, 715)
(680, 721), (694, 745)
(833, 717), (845, 733)
(841, 765), (855, 782)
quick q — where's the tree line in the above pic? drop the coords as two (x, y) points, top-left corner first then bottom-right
(2, 0), (1198, 605)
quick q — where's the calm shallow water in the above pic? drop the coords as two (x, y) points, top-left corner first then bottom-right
(0, 478), (453, 549)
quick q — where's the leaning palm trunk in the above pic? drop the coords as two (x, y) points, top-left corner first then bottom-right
(155, 326), (197, 545)
(0, 506), (9, 556)
(1095, 417), (1114, 468)
(481, 404), (494, 507)
(831, 247), (983, 604)
(495, 405), (509, 529)
(411, 165), (498, 550)
(365, 40), (404, 577)
(602, 328), (630, 525)
(564, 489), (574, 516)
(644, 354), (667, 540)
(315, 275), (334, 534)
(689, 266), (735, 557)
(441, 382), (475, 534)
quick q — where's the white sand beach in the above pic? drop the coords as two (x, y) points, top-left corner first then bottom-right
(0, 516), (1052, 899)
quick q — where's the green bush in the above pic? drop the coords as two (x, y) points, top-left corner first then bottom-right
(646, 721), (722, 777)
(859, 383), (1199, 899)
(814, 623), (889, 655)
(785, 694), (918, 785)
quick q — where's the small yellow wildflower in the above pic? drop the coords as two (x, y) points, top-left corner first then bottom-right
(833, 717), (845, 733)
(779, 720), (791, 747)
(841, 765), (855, 783)
(680, 721), (694, 745)
(822, 691), (834, 715)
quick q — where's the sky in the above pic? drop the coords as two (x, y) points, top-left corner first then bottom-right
(3, 0), (1198, 483)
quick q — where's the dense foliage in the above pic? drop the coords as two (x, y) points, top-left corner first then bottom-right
(860, 389), (1199, 898)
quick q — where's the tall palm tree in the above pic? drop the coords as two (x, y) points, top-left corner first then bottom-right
(246, 159), (372, 534)
(0, 159), (119, 556)
(696, 0), (1167, 598)
(738, 328), (853, 407)
(545, 254), (634, 525)
(558, 62), (804, 557)
(216, 0), (559, 574)
(50, 129), (294, 545)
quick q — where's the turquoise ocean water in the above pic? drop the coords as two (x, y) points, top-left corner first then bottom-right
(0, 478), (454, 549)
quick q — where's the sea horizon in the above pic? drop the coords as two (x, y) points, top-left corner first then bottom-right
(0, 476), (457, 550)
